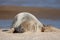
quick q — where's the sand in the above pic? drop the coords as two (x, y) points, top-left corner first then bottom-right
(0, 29), (60, 40)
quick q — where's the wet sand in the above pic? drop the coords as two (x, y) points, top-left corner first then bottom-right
(0, 6), (60, 20)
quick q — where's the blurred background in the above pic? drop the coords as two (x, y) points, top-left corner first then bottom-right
(0, 0), (60, 28)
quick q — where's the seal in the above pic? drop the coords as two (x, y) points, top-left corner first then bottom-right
(8, 12), (43, 33)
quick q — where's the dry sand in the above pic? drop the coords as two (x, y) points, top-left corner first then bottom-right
(0, 29), (60, 40)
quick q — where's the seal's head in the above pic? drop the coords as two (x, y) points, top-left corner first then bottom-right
(13, 25), (25, 33)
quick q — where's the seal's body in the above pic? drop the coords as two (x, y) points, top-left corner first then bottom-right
(9, 12), (43, 33)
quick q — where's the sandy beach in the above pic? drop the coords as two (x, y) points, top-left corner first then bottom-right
(0, 6), (60, 40)
(0, 30), (60, 40)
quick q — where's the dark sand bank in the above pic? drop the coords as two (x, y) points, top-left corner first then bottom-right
(0, 6), (60, 20)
